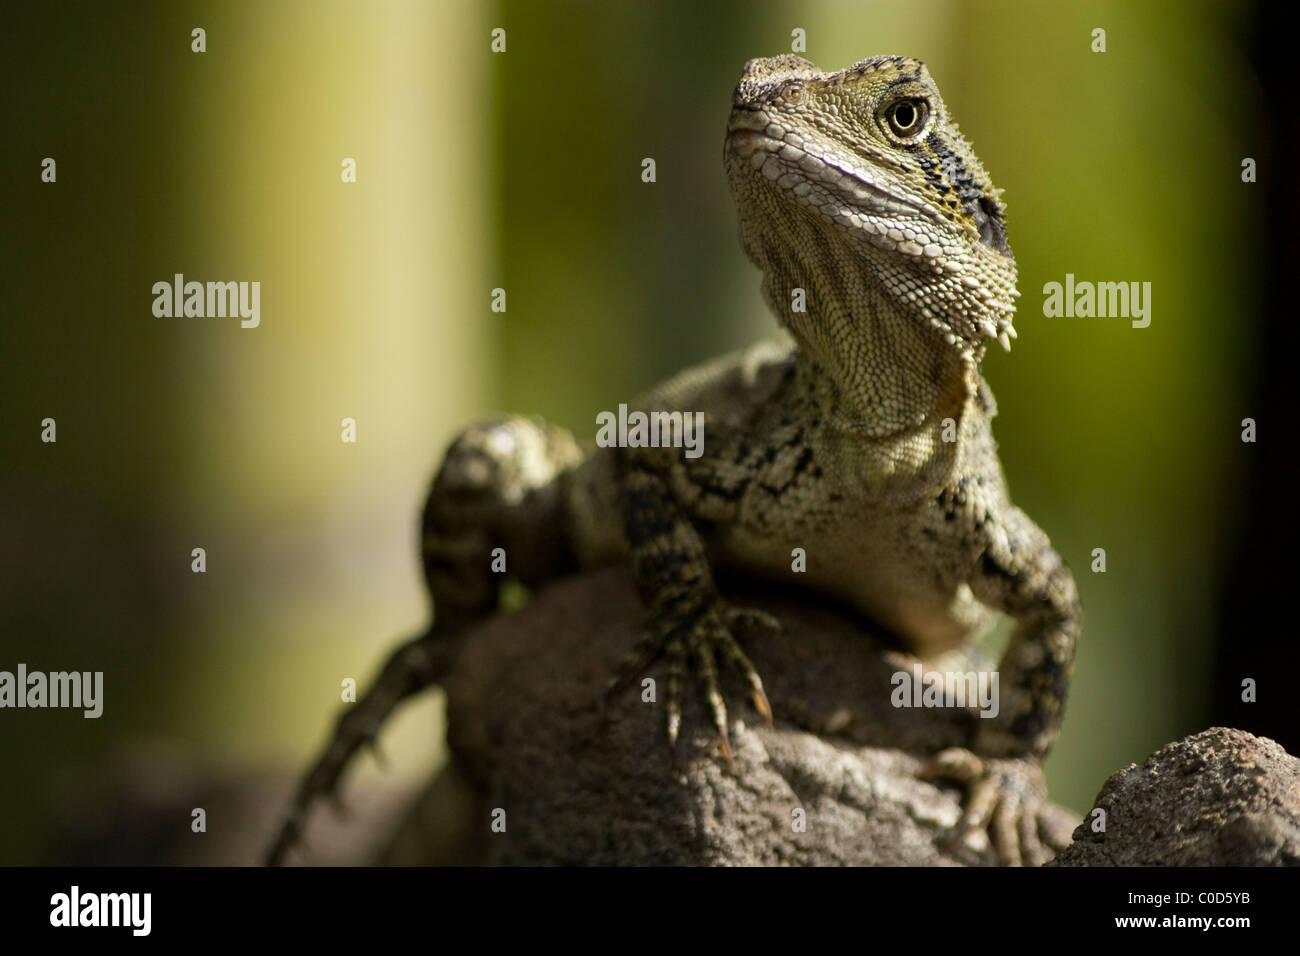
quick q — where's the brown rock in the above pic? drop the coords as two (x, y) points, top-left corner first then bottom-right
(379, 566), (1079, 865)
(1050, 726), (1300, 866)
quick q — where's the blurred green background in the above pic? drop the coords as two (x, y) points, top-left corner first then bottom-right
(0, 0), (1286, 864)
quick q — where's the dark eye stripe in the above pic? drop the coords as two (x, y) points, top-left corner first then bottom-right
(885, 72), (923, 89)
(920, 131), (1011, 255)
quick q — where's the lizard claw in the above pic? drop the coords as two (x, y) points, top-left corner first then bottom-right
(723, 605), (777, 727)
(606, 596), (779, 766)
(921, 747), (1059, 866)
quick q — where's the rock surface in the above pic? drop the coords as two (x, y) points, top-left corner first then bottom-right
(380, 566), (1079, 865)
(1050, 726), (1300, 866)
(48, 572), (1299, 867)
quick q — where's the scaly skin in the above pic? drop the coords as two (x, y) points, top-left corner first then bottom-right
(268, 55), (1080, 867)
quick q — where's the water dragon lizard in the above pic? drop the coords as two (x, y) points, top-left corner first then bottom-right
(268, 54), (1081, 867)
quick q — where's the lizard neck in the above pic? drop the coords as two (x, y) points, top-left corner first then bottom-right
(795, 315), (976, 499)
(786, 274), (977, 440)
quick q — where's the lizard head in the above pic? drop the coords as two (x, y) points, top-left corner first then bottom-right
(725, 54), (1018, 373)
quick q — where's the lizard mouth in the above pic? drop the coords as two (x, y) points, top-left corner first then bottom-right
(725, 127), (942, 228)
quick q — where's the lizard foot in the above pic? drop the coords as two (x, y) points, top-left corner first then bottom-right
(605, 599), (776, 769)
(265, 627), (443, 866)
(921, 747), (1061, 867)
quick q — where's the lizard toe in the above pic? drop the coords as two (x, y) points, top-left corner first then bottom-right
(924, 748), (1054, 866)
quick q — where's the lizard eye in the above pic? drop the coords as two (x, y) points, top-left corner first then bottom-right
(882, 98), (929, 139)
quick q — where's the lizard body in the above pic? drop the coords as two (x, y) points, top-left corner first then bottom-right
(269, 54), (1081, 866)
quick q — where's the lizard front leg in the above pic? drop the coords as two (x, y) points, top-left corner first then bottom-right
(267, 416), (584, 864)
(606, 462), (774, 766)
(926, 502), (1081, 866)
